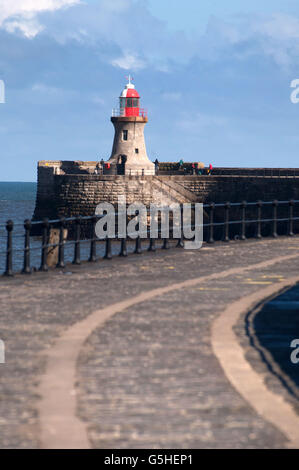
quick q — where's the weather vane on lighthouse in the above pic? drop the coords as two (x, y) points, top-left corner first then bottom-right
(126, 74), (134, 85)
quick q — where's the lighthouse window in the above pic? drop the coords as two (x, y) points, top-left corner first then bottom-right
(126, 98), (133, 107)
(123, 130), (128, 141)
(135, 148), (139, 154)
(120, 98), (126, 109)
(133, 99), (139, 107)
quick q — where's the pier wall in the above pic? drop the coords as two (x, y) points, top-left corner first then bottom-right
(33, 161), (299, 220)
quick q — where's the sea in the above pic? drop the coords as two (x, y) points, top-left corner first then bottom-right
(0, 181), (135, 274)
(252, 285), (299, 392)
(0, 181), (104, 273)
(0, 182), (37, 273)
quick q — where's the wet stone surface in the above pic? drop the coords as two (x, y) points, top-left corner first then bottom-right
(0, 237), (298, 448)
(77, 273), (298, 449)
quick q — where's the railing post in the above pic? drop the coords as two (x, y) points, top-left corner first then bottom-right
(39, 218), (49, 272)
(288, 200), (294, 237)
(208, 203), (215, 244)
(272, 200), (278, 238)
(148, 237), (156, 252)
(4, 220), (14, 277)
(224, 202), (230, 242)
(89, 216), (97, 262)
(162, 204), (170, 250)
(120, 238), (128, 257)
(120, 212), (128, 257)
(162, 237), (170, 250)
(73, 217), (81, 265)
(148, 208), (156, 252)
(104, 238), (112, 259)
(256, 201), (262, 239)
(57, 217), (66, 268)
(22, 219), (31, 274)
(241, 201), (247, 240)
(176, 204), (184, 248)
(134, 210), (142, 254)
(135, 236), (142, 254)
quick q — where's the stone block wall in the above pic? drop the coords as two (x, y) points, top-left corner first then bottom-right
(173, 175), (299, 203)
(34, 172), (183, 220)
(33, 161), (299, 221)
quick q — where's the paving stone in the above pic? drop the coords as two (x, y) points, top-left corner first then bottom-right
(0, 237), (298, 448)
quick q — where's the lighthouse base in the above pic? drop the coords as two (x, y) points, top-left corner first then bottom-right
(124, 164), (155, 176)
(108, 116), (155, 176)
(104, 162), (155, 176)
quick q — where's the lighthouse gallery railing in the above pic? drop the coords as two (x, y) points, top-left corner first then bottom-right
(112, 108), (148, 118)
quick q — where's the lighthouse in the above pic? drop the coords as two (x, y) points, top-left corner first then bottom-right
(107, 77), (155, 176)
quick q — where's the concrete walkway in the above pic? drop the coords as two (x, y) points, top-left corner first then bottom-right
(0, 237), (298, 448)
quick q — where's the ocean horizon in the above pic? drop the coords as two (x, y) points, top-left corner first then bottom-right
(0, 182), (37, 272)
(0, 181), (37, 217)
(0, 181), (109, 273)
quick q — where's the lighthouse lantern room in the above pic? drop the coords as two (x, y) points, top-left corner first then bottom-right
(108, 77), (154, 176)
(120, 75), (140, 117)
(112, 75), (147, 118)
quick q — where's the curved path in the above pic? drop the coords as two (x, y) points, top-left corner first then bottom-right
(1, 237), (299, 448)
(212, 279), (299, 449)
(37, 246), (299, 448)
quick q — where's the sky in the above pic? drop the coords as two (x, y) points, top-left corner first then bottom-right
(0, 0), (299, 181)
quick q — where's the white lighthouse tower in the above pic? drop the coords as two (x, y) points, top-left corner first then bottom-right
(107, 77), (155, 176)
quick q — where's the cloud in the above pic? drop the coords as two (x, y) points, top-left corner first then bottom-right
(12, 0), (193, 70)
(0, 0), (80, 38)
(3, 17), (43, 38)
(0, 0), (79, 20)
(199, 13), (299, 69)
(111, 51), (146, 71)
(2, 2), (299, 75)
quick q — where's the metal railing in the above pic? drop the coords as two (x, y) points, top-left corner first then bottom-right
(157, 166), (299, 178)
(212, 168), (299, 177)
(111, 108), (147, 118)
(1, 199), (298, 277)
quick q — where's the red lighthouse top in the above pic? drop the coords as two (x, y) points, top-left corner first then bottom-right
(117, 76), (146, 118)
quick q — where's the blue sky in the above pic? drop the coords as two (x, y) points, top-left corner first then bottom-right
(0, 0), (299, 181)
